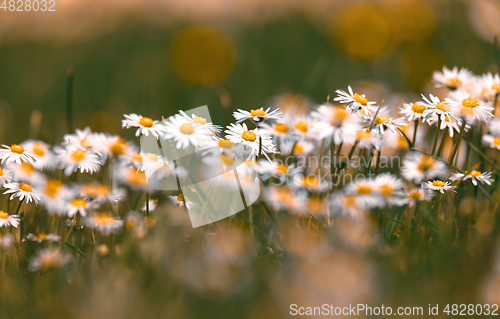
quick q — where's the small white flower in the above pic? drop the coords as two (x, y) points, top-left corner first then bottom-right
(487, 118), (500, 136)
(333, 86), (377, 113)
(256, 160), (301, 182)
(258, 118), (300, 144)
(168, 194), (196, 209)
(80, 183), (125, 204)
(64, 198), (98, 218)
(122, 114), (165, 139)
(421, 94), (460, 123)
(86, 212), (123, 236)
(26, 233), (61, 243)
(141, 198), (159, 212)
(399, 101), (428, 122)
(482, 134), (500, 151)
(330, 192), (367, 218)
(0, 211), (20, 228)
(374, 173), (405, 207)
(292, 175), (329, 192)
(402, 187), (435, 207)
(427, 114), (468, 137)
(178, 110), (222, 134)
(7, 162), (46, 185)
(28, 248), (71, 272)
(354, 129), (383, 150)
(163, 114), (213, 150)
(310, 104), (359, 145)
(36, 179), (72, 214)
(422, 180), (457, 194)
(432, 66), (473, 90)
(445, 91), (493, 123)
(3, 181), (41, 204)
(225, 123), (277, 160)
(55, 147), (101, 176)
(360, 107), (407, 135)
(232, 107), (283, 124)
(401, 152), (447, 183)
(450, 170), (494, 186)
(344, 179), (384, 209)
(0, 144), (35, 165)
(21, 140), (56, 170)
(0, 167), (12, 186)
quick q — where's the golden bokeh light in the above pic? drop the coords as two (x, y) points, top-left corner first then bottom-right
(170, 25), (236, 86)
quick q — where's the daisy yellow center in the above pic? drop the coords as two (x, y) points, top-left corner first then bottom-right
(417, 156), (435, 172)
(241, 131), (257, 142)
(493, 84), (500, 91)
(353, 93), (368, 106)
(33, 144), (46, 156)
(250, 109), (266, 117)
(276, 164), (288, 174)
(0, 211), (8, 219)
(21, 162), (36, 175)
(293, 143), (304, 154)
(44, 180), (62, 198)
(80, 137), (93, 149)
(126, 169), (147, 187)
(71, 149), (87, 162)
(221, 154), (235, 167)
(447, 78), (461, 88)
(307, 196), (324, 214)
(302, 176), (319, 188)
(96, 185), (110, 196)
(462, 97), (479, 109)
(193, 116), (207, 125)
(409, 190), (423, 200)
(356, 130), (372, 140)
(274, 123), (289, 134)
(331, 109), (349, 126)
(294, 122), (308, 133)
(0, 168), (3, 177)
(469, 170), (481, 177)
(10, 144), (24, 154)
(275, 186), (293, 202)
(139, 117), (154, 128)
(177, 194), (187, 202)
(110, 139), (127, 157)
(432, 180), (446, 187)
(356, 183), (373, 195)
(70, 198), (87, 208)
(144, 216), (157, 227)
(374, 115), (390, 125)
(179, 123), (194, 135)
(412, 102), (426, 114)
(94, 213), (115, 226)
(493, 137), (500, 146)
(380, 184), (393, 197)
(344, 194), (357, 208)
(435, 102), (451, 112)
(19, 182), (32, 192)
(132, 153), (143, 163)
(36, 234), (48, 241)
(218, 139), (235, 149)
(145, 153), (158, 161)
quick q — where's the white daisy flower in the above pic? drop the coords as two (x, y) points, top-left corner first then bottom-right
(0, 211), (19, 228)
(26, 233), (61, 243)
(333, 86), (377, 113)
(86, 212), (123, 236)
(262, 186), (303, 213)
(55, 147), (101, 176)
(292, 175), (329, 192)
(0, 166), (12, 186)
(432, 66), (473, 90)
(487, 118), (500, 136)
(8, 162), (46, 185)
(36, 179), (72, 214)
(360, 107), (407, 135)
(232, 107), (283, 124)
(168, 194), (196, 209)
(450, 170), (494, 186)
(445, 91), (493, 123)
(330, 192), (367, 218)
(178, 110), (222, 134)
(256, 160), (301, 182)
(62, 127), (99, 150)
(122, 114), (165, 139)
(93, 134), (137, 161)
(399, 101), (428, 122)
(402, 187), (435, 207)
(291, 116), (317, 140)
(3, 181), (41, 204)
(280, 140), (316, 156)
(0, 144), (35, 165)
(258, 118), (300, 144)
(374, 173), (405, 207)
(163, 114), (213, 150)
(64, 198), (98, 218)
(421, 94), (460, 123)
(344, 179), (384, 209)
(28, 248), (71, 272)
(80, 183), (125, 204)
(482, 134), (500, 151)
(354, 129), (383, 150)
(115, 166), (150, 191)
(21, 140), (56, 170)
(479, 72), (500, 99)
(310, 104), (359, 145)
(225, 123), (277, 160)
(401, 152), (447, 183)
(421, 179), (457, 194)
